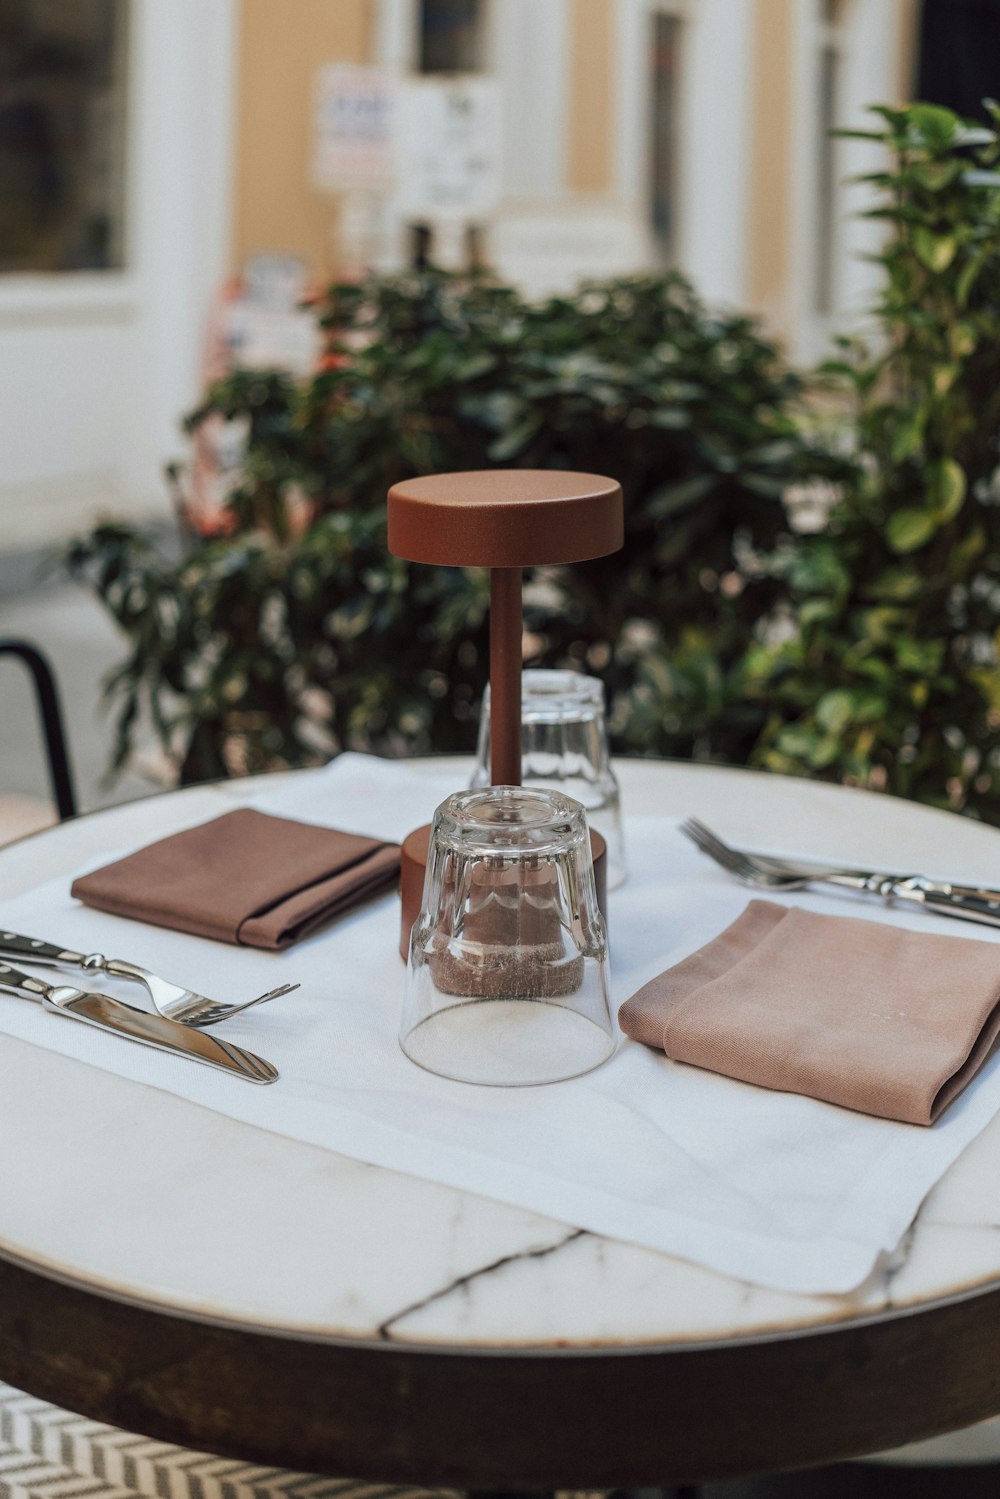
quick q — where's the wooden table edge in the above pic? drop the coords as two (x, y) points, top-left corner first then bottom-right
(3, 1243), (1000, 1489)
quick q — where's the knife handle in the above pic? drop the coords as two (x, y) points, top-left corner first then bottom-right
(888, 878), (1000, 928)
(0, 960), (54, 998)
(0, 931), (86, 967)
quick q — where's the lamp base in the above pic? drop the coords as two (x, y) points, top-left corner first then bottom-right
(399, 823), (608, 961)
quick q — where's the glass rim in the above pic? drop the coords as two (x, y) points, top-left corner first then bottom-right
(431, 785), (589, 856)
(483, 668), (605, 723)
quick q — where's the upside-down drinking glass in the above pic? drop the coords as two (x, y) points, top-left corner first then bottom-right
(472, 669), (626, 888)
(400, 786), (615, 1086)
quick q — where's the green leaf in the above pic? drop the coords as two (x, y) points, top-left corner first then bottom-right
(645, 473), (715, 518)
(912, 159), (962, 191)
(969, 667), (1000, 714)
(926, 458), (966, 522)
(798, 598), (838, 628)
(952, 523), (987, 566)
(889, 411), (926, 462)
(956, 252), (986, 307)
(923, 455), (959, 521)
(647, 408), (691, 430)
(913, 228), (957, 272)
(775, 724), (822, 760)
(895, 637), (945, 675)
(909, 103), (959, 146)
(864, 567), (923, 602)
(933, 363), (959, 396)
(861, 606), (907, 642)
(815, 689), (855, 734)
(886, 508), (938, 553)
(487, 416), (539, 461)
(833, 128), (889, 142)
(948, 321), (977, 359)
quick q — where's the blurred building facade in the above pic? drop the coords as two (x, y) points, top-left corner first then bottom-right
(1, 0), (919, 555)
(232, 0), (918, 355)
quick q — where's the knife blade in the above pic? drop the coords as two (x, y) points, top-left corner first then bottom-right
(0, 961), (278, 1084)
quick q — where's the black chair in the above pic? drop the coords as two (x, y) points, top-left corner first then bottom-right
(0, 639), (77, 821)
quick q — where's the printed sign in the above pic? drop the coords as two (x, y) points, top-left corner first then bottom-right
(312, 65), (396, 192)
(395, 77), (502, 218)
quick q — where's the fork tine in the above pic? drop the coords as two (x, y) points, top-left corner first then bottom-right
(680, 818), (737, 863)
(177, 981), (301, 1027)
(679, 819), (762, 880)
(680, 817), (719, 855)
(254, 983), (299, 1003)
(680, 818), (734, 853)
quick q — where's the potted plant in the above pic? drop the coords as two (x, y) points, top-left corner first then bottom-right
(65, 269), (821, 785)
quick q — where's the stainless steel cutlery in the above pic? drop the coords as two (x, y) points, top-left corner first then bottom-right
(0, 928), (290, 1080)
(0, 929), (297, 1026)
(0, 960), (278, 1083)
(681, 817), (1000, 929)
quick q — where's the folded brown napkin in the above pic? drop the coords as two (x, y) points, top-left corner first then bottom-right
(619, 899), (1000, 1125)
(71, 808), (400, 949)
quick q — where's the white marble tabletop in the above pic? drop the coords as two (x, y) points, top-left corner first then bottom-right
(3, 757), (1000, 1358)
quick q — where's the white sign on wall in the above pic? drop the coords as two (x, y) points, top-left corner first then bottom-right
(311, 64), (397, 192)
(395, 77), (503, 219)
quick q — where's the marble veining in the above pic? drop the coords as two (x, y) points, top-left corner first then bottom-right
(378, 1228), (588, 1340)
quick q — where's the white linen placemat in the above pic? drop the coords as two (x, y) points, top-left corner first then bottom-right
(2, 751), (1000, 1296)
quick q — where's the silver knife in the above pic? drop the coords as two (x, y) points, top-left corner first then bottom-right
(748, 859), (1000, 928)
(870, 875), (1000, 928)
(0, 961), (278, 1084)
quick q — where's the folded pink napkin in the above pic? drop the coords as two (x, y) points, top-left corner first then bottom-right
(71, 808), (400, 950)
(619, 899), (1000, 1125)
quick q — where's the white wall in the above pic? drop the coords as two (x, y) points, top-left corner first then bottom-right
(788, 0), (897, 364)
(614, 0), (752, 311)
(492, 0), (570, 201)
(0, 0), (236, 554)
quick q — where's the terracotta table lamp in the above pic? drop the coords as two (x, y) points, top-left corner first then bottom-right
(387, 469), (624, 960)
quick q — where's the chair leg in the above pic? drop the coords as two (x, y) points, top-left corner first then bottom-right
(0, 640), (77, 820)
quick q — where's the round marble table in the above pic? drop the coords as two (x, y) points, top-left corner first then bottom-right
(3, 757), (1000, 1490)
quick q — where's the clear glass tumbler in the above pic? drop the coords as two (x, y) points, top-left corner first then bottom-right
(472, 668), (626, 887)
(400, 786), (616, 1086)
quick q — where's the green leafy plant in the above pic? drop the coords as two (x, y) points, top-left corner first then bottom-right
(745, 103), (1000, 818)
(65, 270), (819, 783)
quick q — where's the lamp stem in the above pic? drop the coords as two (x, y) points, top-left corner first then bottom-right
(489, 566), (522, 786)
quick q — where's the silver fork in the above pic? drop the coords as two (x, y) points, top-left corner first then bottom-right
(679, 819), (882, 892)
(0, 930), (299, 1027)
(678, 818), (1000, 929)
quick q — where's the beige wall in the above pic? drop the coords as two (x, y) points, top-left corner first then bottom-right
(233, 0), (373, 282)
(567, 0), (615, 195)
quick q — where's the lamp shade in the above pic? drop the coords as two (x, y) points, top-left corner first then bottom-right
(387, 469), (623, 568)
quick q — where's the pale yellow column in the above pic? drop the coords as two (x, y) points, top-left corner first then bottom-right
(747, 0), (795, 335)
(896, 0), (920, 102)
(567, 0), (615, 194)
(232, 0), (374, 281)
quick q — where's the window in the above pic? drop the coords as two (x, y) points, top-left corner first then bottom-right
(0, 0), (129, 275)
(917, 0), (1000, 124)
(648, 8), (683, 264)
(418, 0), (487, 74)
